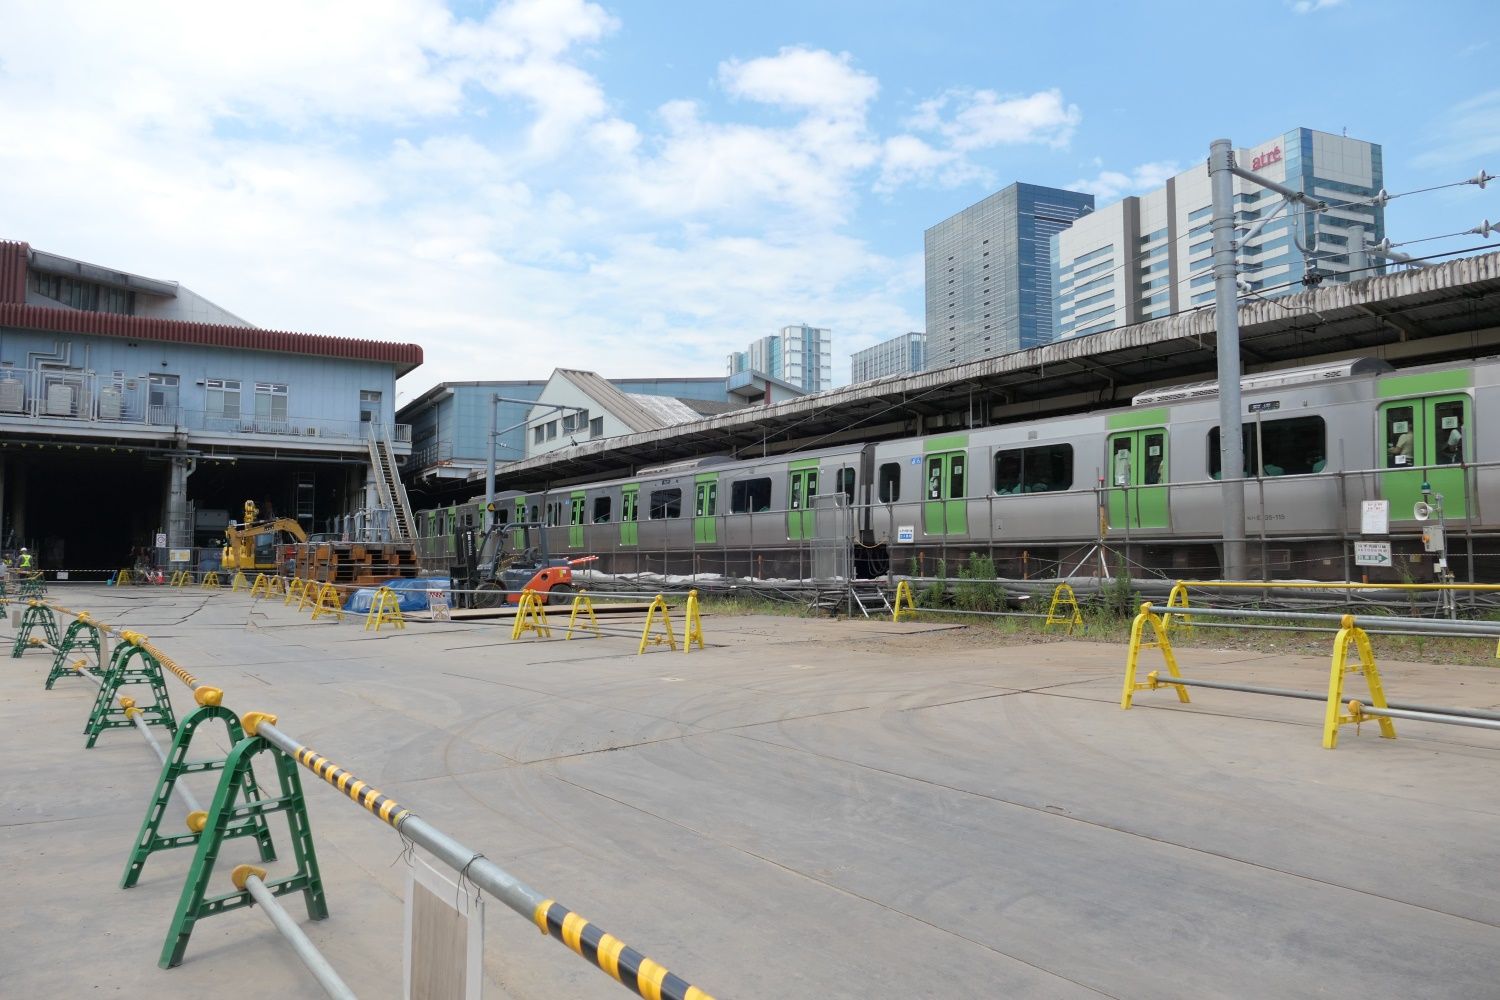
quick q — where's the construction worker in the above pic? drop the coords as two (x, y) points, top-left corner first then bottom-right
(18, 547), (33, 571)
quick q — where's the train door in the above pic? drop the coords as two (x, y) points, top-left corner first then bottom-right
(620, 484), (639, 546)
(1379, 394), (1470, 520)
(568, 492), (586, 548)
(788, 464), (818, 540)
(694, 474), (718, 544)
(922, 451), (968, 535)
(1106, 428), (1169, 530)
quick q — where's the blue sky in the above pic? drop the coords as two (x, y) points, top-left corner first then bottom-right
(1, 0), (1496, 399)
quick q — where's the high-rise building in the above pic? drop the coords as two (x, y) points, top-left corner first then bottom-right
(727, 324), (833, 392)
(923, 182), (1094, 370)
(850, 332), (925, 383)
(1052, 128), (1384, 339)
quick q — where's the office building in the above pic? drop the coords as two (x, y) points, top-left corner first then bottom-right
(924, 183), (1094, 369)
(1052, 128), (1384, 339)
(727, 324), (833, 392)
(850, 332), (925, 383)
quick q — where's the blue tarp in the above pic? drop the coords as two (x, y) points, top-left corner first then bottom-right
(344, 577), (451, 613)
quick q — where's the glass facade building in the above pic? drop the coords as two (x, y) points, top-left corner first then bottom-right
(924, 182), (1094, 370)
(726, 324), (833, 391)
(850, 332), (925, 383)
(1052, 128), (1384, 340)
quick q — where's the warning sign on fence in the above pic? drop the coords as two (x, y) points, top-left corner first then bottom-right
(1354, 541), (1392, 566)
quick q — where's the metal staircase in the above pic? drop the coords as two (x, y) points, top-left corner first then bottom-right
(365, 424), (416, 541)
(848, 582), (893, 618)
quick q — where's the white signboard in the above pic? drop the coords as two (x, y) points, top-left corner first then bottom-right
(428, 590), (451, 622)
(154, 532), (167, 549)
(405, 857), (483, 999)
(169, 549), (192, 563)
(1354, 541), (1392, 566)
(896, 525), (915, 544)
(1360, 500), (1389, 536)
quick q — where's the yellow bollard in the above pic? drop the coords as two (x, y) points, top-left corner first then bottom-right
(1163, 581), (1192, 634)
(892, 580), (917, 622)
(683, 589), (704, 652)
(284, 576), (307, 606)
(363, 587), (406, 633)
(638, 594), (677, 654)
(230, 571), (251, 592)
(269, 575), (287, 596)
(1120, 603), (1189, 709)
(1321, 615), (1395, 750)
(510, 590), (551, 640)
(296, 578), (320, 612)
(1043, 582), (1084, 634)
(564, 590), (600, 640)
(248, 573), (270, 598)
(310, 583), (345, 622)
(200, 572), (221, 590)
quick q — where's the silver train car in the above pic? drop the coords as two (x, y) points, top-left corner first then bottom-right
(416, 356), (1500, 582)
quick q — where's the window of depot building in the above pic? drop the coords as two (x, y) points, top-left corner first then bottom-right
(533, 425), (545, 444)
(649, 488), (682, 519)
(877, 462), (902, 503)
(994, 444), (1073, 494)
(1209, 416), (1326, 478)
(730, 477), (772, 513)
(592, 496), (612, 523)
(254, 383), (288, 421)
(589, 416), (604, 438)
(30, 271), (134, 315)
(206, 378), (240, 419)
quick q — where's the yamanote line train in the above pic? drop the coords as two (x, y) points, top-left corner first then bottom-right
(414, 356), (1500, 583)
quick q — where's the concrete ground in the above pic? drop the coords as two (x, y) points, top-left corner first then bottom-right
(2, 585), (1498, 999)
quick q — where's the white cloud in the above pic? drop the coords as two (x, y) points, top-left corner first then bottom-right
(0, 7), (1084, 390)
(908, 88), (1080, 151)
(1414, 89), (1500, 169)
(1289, 0), (1344, 12)
(719, 46), (879, 115)
(1069, 160), (1181, 203)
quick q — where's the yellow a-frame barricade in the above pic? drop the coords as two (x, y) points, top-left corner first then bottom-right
(564, 591), (599, 640)
(1043, 582), (1084, 634)
(638, 594), (676, 653)
(511, 590), (551, 640)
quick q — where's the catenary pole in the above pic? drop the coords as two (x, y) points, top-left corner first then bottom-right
(1209, 138), (1247, 580)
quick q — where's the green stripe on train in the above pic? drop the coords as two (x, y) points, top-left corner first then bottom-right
(1107, 408), (1168, 430)
(923, 433), (969, 453)
(1377, 369), (1471, 397)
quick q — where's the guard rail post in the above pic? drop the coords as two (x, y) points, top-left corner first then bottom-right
(44, 612), (104, 688)
(1120, 602), (1190, 709)
(83, 631), (177, 748)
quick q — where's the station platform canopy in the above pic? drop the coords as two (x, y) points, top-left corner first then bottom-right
(494, 251), (1500, 491)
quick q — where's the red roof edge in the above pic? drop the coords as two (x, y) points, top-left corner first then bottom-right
(0, 299), (423, 376)
(0, 241), (28, 304)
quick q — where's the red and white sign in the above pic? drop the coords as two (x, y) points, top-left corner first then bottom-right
(1251, 146), (1283, 171)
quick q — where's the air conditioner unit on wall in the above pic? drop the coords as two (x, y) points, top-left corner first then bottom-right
(305, 427), (319, 437)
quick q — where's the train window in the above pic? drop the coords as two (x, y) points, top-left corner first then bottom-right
(593, 497), (612, 523)
(622, 492), (638, 522)
(878, 463), (901, 502)
(529, 504), (538, 523)
(1210, 417), (1326, 476)
(547, 502), (563, 527)
(1260, 416), (1325, 475)
(730, 478), (771, 513)
(1385, 406), (1415, 468)
(949, 455), (966, 496)
(994, 444), (1074, 494)
(497, 507), (509, 525)
(1207, 427), (1257, 479)
(1141, 432), (1164, 485)
(1433, 401), (1465, 464)
(836, 467), (856, 504)
(649, 488), (682, 519)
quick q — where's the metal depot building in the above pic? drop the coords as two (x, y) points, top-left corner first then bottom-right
(0, 239), (422, 577)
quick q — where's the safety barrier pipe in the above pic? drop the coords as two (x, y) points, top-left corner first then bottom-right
(45, 605), (225, 708)
(1143, 603), (1500, 637)
(1176, 580), (1500, 592)
(1349, 703), (1500, 733)
(231, 866), (358, 1000)
(1148, 672), (1500, 723)
(249, 719), (715, 1000)
(69, 662), (206, 817)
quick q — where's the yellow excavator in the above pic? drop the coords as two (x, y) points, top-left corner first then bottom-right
(222, 501), (308, 572)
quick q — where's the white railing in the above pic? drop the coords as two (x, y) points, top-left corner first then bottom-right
(0, 366), (400, 444)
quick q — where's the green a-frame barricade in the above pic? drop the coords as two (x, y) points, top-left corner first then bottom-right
(159, 730), (327, 968)
(45, 615), (106, 689)
(83, 640), (177, 748)
(10, 601), (60, 658)
(121, 704), (277, 889)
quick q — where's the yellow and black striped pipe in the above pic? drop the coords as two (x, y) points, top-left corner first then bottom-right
(291, 745), (411, 827)
(533, 900), (714, 1000)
